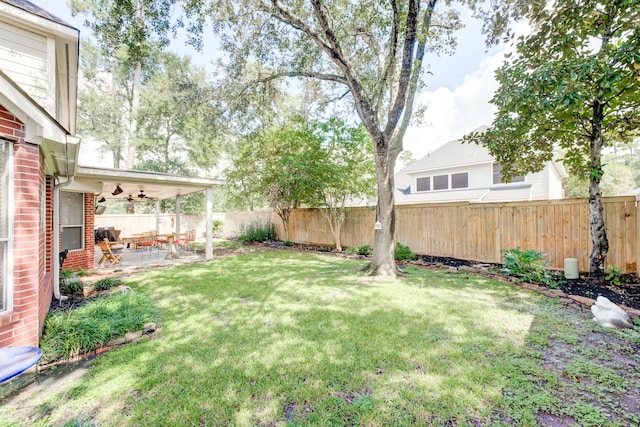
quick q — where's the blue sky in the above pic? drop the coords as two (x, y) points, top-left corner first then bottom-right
(41, 1), (509, 165)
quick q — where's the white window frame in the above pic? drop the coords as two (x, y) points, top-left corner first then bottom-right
(493, 163), (525, 184)
(415, 176), (430, 192)
(1, 140), (14, 313)
(61, 191), (85, 251)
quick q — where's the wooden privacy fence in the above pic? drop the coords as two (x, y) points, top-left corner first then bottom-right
(225, 196), (639, 274)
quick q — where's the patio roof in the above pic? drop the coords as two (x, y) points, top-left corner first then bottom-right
(73, 166), (224, 201)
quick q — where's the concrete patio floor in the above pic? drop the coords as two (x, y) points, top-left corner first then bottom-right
(91, 243), (206, 276)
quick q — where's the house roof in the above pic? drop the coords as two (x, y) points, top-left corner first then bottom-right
(0, 69), (79, 176)
(1, 0), (77, 30)
(74, 166), (224, 201)
(402, 126), (492, 174)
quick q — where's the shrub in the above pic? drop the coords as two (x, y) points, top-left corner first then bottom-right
(503, 247), (562, 288)
(358, 245), (372, 256)
(238, 221), (277, 243)
(212, 219), (223, 235)
(41, 292), (157, 361)
(345, 247), (359, 255)
(605, 265), (622, 286)
(60, 269), (83, 295)
(394, 242), (417, 261)
(282, 240), (294, 247)
(60, 278), (83, 296)
(93, 277), (124, 291)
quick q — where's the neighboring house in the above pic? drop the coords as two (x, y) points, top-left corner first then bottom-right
(396, 134), (566, 204)
(0, 0), (220, 349)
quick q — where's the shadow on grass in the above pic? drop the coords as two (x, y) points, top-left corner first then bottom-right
(4, 250), (639, 426)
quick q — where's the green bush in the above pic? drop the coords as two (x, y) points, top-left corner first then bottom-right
(605, 265), (622, 286)
(41, 292), (158, 361)
(212, 219), (223, 233)
(394, 242), (417, 261)
(345, 247), (359, 255)
(503, 247), (562, 288)
(93, 277), (124, 291)
(238, 221), (277, 243)
(282, 240), (294, 247)
(358, 245), (372, 256)
(60, 278), (83, 296)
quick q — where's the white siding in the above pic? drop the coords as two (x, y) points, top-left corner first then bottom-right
(528, 168), (550, 199)
(547, 164), (565, 199)
(412, 163), (493, 192)
(0, 19), (49, 111)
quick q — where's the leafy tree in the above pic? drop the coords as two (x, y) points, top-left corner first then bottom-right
(184, 0), (516, 276)
(76, 40), (129, 167)
(71, 0), (176, 168)
(226, 118), (324, 239)
(398, 150), (416, 169)
(137, 52), (222, 174)
(314, 119), (376, 252)
(465, 0), (640, 283)
(564, 156), (635, 198)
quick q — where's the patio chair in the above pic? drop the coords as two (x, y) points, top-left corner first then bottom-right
(97, 238), (123, 267)
(176, 230), (196, 255)
(138, 237), (159, 261)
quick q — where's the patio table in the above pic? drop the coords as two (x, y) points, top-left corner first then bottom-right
(159, 233), (186, 260)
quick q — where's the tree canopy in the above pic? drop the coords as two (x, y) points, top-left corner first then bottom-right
(464, 0), (640, 283)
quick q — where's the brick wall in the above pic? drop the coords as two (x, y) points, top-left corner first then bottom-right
(63, 193), (95, 271)
(39, 175), (54, 337)
(0, 105), (43, 347)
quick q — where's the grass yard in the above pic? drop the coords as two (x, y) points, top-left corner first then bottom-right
(1, 249), (639, 426)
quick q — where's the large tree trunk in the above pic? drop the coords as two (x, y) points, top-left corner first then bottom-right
(126, 60), (142, 169)
(364, 155), (398, 276)
(587, 116), (608, 285)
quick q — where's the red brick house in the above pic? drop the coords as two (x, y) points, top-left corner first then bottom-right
(0, 0), (81, 347)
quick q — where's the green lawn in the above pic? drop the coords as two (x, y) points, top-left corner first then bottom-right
(2, 249), (639, 426)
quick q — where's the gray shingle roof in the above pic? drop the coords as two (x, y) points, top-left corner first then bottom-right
(2, 0), (78, 30)
(402, 126), (492, 174)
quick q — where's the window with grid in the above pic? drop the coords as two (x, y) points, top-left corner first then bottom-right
(451, 172), (469, 189)
(416, 177), (430, 192)
(493, 163), (525, 184)
(61, 192), (84, 251)
(433, 174), (448, 190)
(0, 141), (11, 312)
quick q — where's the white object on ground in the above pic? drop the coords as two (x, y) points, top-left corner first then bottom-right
(591, 296), (633, 329)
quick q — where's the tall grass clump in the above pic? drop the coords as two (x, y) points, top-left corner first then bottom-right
(40, 292), (158, 361)
(238, 220), (277, 243)
(503, 247), (562, 287)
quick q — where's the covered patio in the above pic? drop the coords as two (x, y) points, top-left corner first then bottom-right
(64, 166), (223, 271)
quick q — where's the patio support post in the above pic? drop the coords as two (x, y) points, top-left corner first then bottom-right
(205, 186), (213, 260)
(175, 196), (181, 233)
(155, 200), (160, 235)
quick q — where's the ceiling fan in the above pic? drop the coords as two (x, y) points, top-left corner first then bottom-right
(138, 190), (147, 199)
(126, 195), (134, 202)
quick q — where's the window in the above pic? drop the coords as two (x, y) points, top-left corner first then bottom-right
(433, 174), (448, 190)
(0, 141), (12, 312)
(61, 192), (84, 251)
(493, 163), (525, 184)
(451, 172), (469, 189)
(416, 177), (430, 192)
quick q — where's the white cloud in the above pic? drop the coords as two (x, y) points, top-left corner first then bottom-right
(403, 50), (504, 162)
(402, 20), (532, 165)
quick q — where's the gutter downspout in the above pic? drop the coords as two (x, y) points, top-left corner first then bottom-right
(52, 176), (74, 300)
(52, 134), (80, 300)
